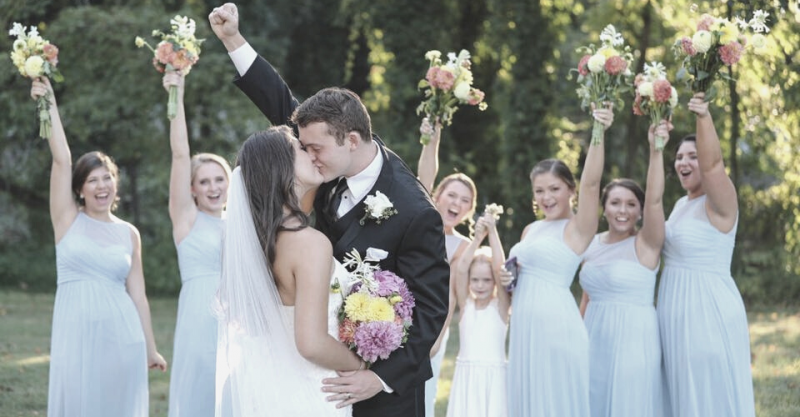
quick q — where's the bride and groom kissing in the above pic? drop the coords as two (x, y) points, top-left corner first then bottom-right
(209, 4), (450, 417)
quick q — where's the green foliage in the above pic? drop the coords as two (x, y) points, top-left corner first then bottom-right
(1, 0), (797, 303)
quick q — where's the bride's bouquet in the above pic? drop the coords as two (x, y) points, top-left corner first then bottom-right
(337, 249), (415, 365)
(416, 49), (487, 145)
(632, 62), (678, 151)
(673, 9), (770, 101)
(135, 15), (203, 119)
(572, 24), (634, 145)
(8, 22), (64, 139)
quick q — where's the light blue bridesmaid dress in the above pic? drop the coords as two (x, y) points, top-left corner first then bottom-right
(507, 219), (589, 417)
(48, 212), (148, 417)
(658, 195), (754, 416)
(169, 211), (223, 417)
(579, 234), (667, 417)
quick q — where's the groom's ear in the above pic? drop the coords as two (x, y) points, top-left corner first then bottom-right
(346, 131), (362, 150)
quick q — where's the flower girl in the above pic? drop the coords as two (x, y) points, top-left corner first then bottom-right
(446, 211), (511, 417)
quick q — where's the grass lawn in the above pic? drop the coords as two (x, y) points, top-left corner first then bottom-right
(1, 290), (798, 416)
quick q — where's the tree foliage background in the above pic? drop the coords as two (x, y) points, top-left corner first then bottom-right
(1, 0), (798, 305)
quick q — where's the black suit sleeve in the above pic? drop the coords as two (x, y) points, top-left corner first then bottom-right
(233, 55), (299, 134)
(369, 206), (449, 394)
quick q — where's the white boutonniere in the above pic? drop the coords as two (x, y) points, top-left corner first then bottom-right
(360, 191), (398, 225)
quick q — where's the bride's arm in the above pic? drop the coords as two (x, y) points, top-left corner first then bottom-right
(289, 229), (364, 371)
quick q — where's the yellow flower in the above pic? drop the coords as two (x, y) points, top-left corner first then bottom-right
(599, 46), (619, 58)
(11, 50), (27, 68)
(24, 55), (44, 78)
(183, 42), (198, 56)
(692, 30), (713, 53)
(366, 298), (396, 322)
(719, 22), (739, 45)
(638, 81), (654, 98)
(425, 50), (441, 61)
(344, 293), (372, 322)
(135, 36), (145, 48)
(453, 82), (471, 101)
(389, 295), (403, 305)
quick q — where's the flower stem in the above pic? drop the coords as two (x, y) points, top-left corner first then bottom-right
(591, 120), (603, 146)
(37, 94), (51, 140)
(167, 85), (178, 120)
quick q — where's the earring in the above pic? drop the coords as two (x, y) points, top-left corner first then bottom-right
(79, 194), (84, 199)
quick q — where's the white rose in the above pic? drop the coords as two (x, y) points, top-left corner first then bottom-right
(24, 55), (44, 78)
(365, 191), (393, 218)
(692, 30), (713, 53)
(587, 54), (606, 73)
(453, 82), (471, 101)
(638, 81), (654, 98)
(750, 34), (767, 53)
(669, 87), (678, 107)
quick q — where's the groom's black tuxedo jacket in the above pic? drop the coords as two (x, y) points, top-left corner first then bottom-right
(234, 55), (450, 412)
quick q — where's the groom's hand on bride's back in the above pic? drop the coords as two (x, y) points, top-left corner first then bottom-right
(322, 370), (384, 409)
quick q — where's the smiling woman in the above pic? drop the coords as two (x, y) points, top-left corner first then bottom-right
(29, 76), (166, 417)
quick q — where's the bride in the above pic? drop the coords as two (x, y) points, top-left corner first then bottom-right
(215, 126), (365, 416)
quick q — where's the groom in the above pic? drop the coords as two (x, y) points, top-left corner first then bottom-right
(210, 4), (450, 417)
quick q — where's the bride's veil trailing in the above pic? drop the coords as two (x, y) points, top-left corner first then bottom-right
(215, 167), (329, 416)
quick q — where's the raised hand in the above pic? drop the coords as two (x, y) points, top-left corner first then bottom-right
(648, 119), (673, 150)
(30, 77), (54, 104)
(687, 92), (710, 118)
(162, 71), (184, 95)
(474, 215), (490, 242)
(591, 102), (615, 130)
(208, 3), (241, 47)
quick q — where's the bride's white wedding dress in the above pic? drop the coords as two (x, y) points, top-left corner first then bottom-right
(215, 168), (353, 417)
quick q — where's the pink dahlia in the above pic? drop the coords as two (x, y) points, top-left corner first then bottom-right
(681, 37), (697, 56)
(697, 14), (715, 31)
(604, 56), (627, 75)
(42, 44), (59, 65)
(354, 321), (404, 363)
(577, 54), (591, 76)
(155, 41), (175, 65)
(719, 41), (744, 65)
(467, 88), (485, 105)
(339, 319), (357, 345)
(653, 80), (673, 103)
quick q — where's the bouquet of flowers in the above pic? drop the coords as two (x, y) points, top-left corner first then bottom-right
(632, 62), (678, 151)
(416, 49), (487, 145)
(337, 249), (415, 365)
(484, 203), (504, 220)
(135, 15), (204, 119)
(8, 23), (64, 139)
(672, 9), (770, 101)
(572, 24), (634, 145)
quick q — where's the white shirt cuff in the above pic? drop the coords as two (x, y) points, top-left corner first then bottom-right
(376, 375), (394, 393)
(228, 42), (257, 77)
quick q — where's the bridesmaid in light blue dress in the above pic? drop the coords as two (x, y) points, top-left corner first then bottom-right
(163, 72), (231, 417)
(658, 93), (754, 416)
(32, 79), (167, 417)
(418, 118), (476, 416)
(506, 105), (613, 417)
(578, 121), (672, 417)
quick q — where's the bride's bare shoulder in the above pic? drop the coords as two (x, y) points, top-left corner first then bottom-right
(277, 227), (333, 258)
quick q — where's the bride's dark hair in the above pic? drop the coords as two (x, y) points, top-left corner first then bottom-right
(236, 126), (310, 264)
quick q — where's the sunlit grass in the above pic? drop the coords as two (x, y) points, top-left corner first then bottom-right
(1, 290), (798, 416)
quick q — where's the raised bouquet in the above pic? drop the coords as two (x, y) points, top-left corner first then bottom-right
(8, 23), (64, 139)
(135, 15), (203, 119)
(673, 9), (770, 101)
(573, 24), (634, 145)
(337, 249), (415, 365)
(632, 62), (678, 151)
(416, 49), (487, 145)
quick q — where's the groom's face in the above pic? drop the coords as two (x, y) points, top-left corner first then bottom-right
(298, 121), (353, 183)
